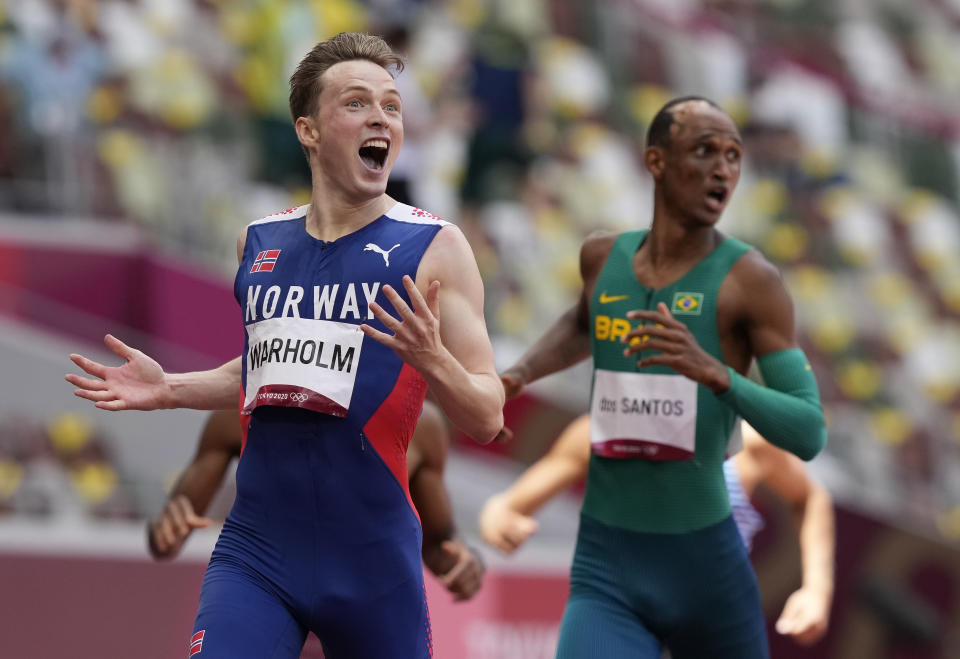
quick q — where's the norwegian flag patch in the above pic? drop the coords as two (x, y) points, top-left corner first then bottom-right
(251, 249), (281, 273)
(189, 630), (205, 656)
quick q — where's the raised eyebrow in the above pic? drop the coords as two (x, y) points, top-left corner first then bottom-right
(339, 85), (402, 102)
(339, 84), (373, 97)
(693, 132), (743, 147)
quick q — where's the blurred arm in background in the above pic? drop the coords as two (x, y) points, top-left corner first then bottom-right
(147, 409), (239, 560)
(410, 400), (485, 601)
(479, 414), (589, 554)
(738, 422), (835, 646)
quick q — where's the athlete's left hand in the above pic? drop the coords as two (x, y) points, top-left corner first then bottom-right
(621, 302), (730, 393)
(775, 585), (831, 646)
(361, 275), (444, 370)
(147, 494), (213, 560)
(437, 540), (485, 602)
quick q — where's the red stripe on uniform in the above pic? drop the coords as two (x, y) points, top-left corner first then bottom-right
(362, 363), (428, 521)
(263, 249), (281, 258)
(258, 261), (275, 272)
(191, 631), (205, 644)
(238, 389), (249, 457)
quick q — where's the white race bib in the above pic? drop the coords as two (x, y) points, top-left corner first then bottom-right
(590, 369), (698, 460)
(243, 317), (364, 417)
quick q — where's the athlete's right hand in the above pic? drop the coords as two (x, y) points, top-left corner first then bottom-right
(66, 335), (170, 411)
(478, 494), (539, 554)
(147, 495), (213, 560)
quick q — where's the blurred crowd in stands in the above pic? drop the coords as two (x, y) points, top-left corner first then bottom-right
(0, 412), (136, 520)
(1, 0), (959, 544)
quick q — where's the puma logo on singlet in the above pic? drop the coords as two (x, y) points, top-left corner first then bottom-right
(363, 242), (400, 267)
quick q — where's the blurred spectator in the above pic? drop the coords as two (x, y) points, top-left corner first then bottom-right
(381, 24), (430, 207)
(0, 8), (104, 212)
(46, 412), (137, 520)
(0, 412), (139, 521)
(459, 20), (535, 226)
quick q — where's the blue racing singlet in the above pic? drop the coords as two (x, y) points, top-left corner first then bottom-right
(192, 203), (447, 659)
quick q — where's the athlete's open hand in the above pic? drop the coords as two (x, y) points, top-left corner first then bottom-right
(775, 585), (831, 645)
(437, 540), (485, 602)
(66, 335), (170, 411)
(147, 494), (213, 560)
(479, 494), (540, 554)
(362, 275), (443, 371)
(622, 302), (730, 393)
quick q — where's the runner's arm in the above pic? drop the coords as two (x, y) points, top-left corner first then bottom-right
(499, 233), (614, 396)
(745, 426), (834, 644)
(479, 414), (591, 553)
(68, 226), (252, 412)
(718, 252), (826, 460)
(410, 403), (484, 601)
(365, 225), (503, 443)
(147, 410), (243, 559)
(67, 339), (242, 411)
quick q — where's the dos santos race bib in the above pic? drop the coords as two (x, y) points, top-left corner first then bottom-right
(590, 369), (698, 460)
(243, 317), (364, 416)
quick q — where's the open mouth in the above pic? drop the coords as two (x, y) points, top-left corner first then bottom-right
(705, 187), (728, 210)
(359, 138), (389, 171)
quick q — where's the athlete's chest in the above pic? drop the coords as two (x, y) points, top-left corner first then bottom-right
(237, 219), (433, 325)
(591, 235), (749, 365)
(242, 222), (416, 281)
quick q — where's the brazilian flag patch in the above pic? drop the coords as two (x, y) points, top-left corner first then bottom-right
(671, 292), (703, 315)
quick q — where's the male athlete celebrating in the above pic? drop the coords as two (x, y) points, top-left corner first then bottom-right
(67, 32), (503, 659)
(499, 96), (826, 658)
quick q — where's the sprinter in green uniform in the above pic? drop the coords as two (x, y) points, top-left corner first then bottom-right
(499, 96), (826, 659)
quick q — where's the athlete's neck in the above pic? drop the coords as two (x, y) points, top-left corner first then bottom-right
(304, 193), (396, 243)
(643, 215), (722, 267)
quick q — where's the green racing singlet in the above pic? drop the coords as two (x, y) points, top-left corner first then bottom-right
(585, 229), (752, 534)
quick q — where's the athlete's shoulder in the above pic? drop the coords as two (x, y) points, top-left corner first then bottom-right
(384, 202), (450, 226)
(716, 230), (754, 252)
(248, 204), (311, 227)
(579, 230), (621, 275)
(583, 228), (620, 244)
(728, 242), (783, 287)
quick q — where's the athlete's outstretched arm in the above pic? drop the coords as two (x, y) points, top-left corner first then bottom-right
(410, 402), (484, 601)
(362, 225), (503, 443)
(739, 424), (835, 646)
(67, 228), (255, 412)
(498, 233), (615, 397)
(66, 339), (242, 412)
(479, 414), (591, 554)
(148, 410), (243, 560)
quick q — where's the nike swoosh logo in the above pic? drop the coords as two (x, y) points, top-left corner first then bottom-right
(599, 292), (628, 304)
